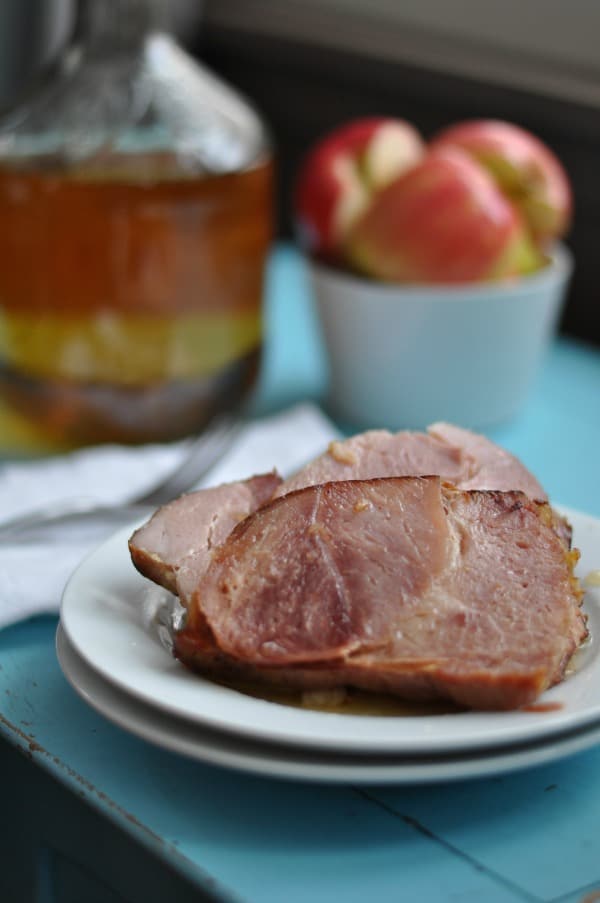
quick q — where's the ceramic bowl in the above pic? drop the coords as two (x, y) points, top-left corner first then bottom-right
(309, 244), (573, 430)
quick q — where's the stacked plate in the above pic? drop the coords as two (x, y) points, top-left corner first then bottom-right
(58, 508), (600, 785)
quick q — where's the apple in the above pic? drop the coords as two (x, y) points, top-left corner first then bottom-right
(344, 147), (543, 284)
(294, 117), (425, 259)
(430, 120), (572, 246)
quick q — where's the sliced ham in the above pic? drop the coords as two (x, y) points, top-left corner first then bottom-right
(130, 424), (551, 599)
(128, 423), (579, 709)
(174, 478), (585, 710)
(129, 472), (281, 604)
(275, 423), (547, 500)
(428, 422), (547, 497)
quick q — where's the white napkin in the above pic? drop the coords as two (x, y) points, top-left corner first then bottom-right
(0, 403), (338, 629)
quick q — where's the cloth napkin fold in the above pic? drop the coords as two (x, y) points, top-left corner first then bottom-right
(0, 403), (338, 629)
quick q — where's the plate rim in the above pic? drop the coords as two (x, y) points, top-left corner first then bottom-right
(56, 623), (600, 785)
(59, 505), (600, 756)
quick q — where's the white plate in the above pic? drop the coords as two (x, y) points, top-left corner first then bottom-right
(56, 624), (600, 785)
(60, 506), (600, 756)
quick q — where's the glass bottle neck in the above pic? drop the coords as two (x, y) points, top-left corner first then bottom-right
(79, 0), (168, 57)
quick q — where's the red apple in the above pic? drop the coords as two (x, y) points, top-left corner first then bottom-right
(344, 148), (542, 284)
(431, 120), (572, 246)
(294, 117), (425, 259)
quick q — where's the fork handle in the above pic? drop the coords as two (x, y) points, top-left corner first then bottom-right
(0, 502), (153, 542)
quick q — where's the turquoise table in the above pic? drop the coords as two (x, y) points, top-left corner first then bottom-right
(2, 245), (600, 903)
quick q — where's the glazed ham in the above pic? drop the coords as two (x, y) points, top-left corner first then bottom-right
(174, 478), (585, 710)
(130, 424), (554, 599)
(129, 473), (281, 605)
(129, 424), (582, 709)
(275, 422), (547, 499)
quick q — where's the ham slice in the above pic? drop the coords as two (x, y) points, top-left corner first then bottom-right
(428, 422), (546, 496)
(275, 423), (547, 499)
(174, 478), (585, 710)
(129, 473), (281, 604)
(130, 424), (550, 599)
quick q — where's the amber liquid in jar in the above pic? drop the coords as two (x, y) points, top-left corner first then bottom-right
(0, 154), (272, 449)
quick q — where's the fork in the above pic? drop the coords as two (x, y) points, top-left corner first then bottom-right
(0, 412), (241, 541)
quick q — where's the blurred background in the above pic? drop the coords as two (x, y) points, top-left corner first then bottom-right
(1, 0), (598, 346)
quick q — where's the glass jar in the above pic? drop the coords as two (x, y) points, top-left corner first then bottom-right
(0, 0), (273, 450)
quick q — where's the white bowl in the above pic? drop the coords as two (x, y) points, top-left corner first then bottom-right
(309, 245), (573, 430)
